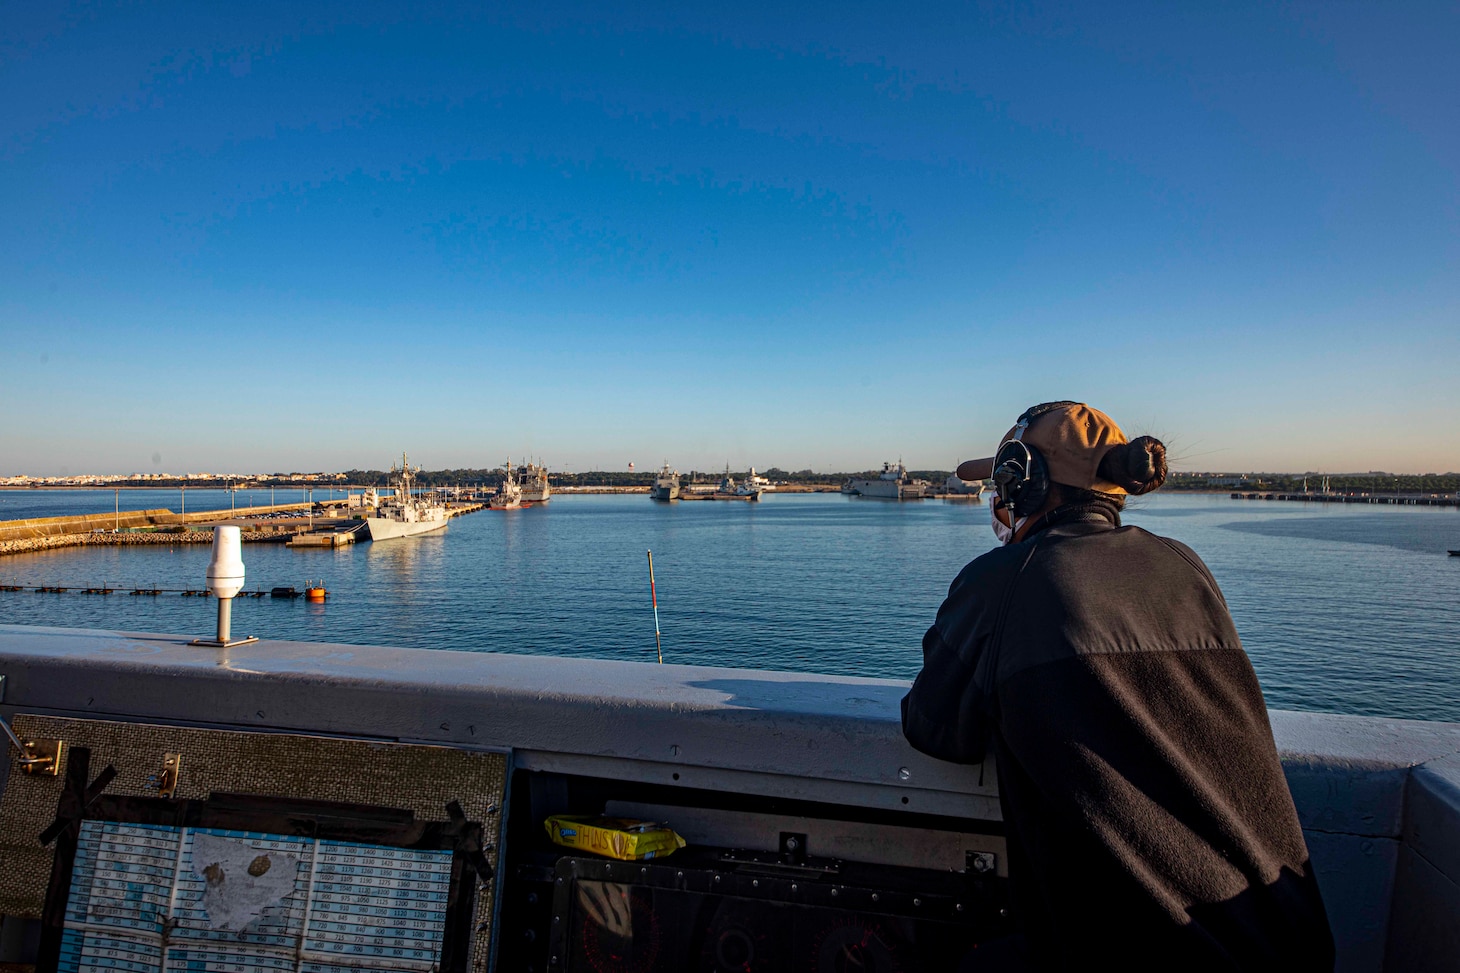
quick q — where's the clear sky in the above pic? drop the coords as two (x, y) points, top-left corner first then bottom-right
(2, 2), (1455, 475)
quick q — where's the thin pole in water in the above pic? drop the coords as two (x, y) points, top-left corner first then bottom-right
(647, 550), (663, 664)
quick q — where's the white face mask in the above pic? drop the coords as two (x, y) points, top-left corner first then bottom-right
(990, 502), (1026, 545)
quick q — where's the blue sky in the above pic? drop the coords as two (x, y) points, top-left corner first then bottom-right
(2, 1), (1455, 475)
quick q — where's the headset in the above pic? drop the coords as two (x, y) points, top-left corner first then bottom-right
(990, 401), (1076, 518)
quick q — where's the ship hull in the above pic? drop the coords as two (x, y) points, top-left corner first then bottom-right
(364, 515), (449, 541)
(847, 479), (925, 499)
(649, 484), (680, 501)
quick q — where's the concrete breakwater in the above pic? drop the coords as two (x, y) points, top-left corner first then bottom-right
(0, 500), (349, 544)
(0, 529), (290, 558)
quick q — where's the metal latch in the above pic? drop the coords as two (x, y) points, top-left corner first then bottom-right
(147, 752), (183, 798)
(0, 714), (65, 776)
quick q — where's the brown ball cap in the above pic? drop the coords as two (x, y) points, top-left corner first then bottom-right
(956, 403), (1132, 495)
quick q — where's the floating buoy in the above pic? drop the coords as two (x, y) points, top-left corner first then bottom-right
(305, 580), (327, 602)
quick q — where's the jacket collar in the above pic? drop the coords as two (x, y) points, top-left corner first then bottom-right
(1019, 499), (1121, 543)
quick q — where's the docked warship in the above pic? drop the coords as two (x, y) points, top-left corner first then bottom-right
(516, 462), (551, 504)
(363, 452), (449, 540)
(844, 461), (930, 500)
(650, 462), (681, 501)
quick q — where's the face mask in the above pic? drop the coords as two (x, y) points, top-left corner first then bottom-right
(990, 502), (1025, 545)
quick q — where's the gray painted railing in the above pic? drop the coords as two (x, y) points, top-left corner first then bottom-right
(0, 624), (1456, 972)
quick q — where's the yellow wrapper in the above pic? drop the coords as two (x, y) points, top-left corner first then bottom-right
(544, 815), (686, 861)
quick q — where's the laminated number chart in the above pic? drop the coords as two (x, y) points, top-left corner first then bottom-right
(58, 821), (455, 973)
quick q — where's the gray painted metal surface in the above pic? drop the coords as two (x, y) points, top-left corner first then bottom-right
(0, 624), (1457, 972)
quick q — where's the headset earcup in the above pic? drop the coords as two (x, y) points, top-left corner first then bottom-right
(1014, 445), (1050, 517)
(990, 443), (1025, 513)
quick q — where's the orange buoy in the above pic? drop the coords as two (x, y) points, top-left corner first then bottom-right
(305, 580), (327, 602)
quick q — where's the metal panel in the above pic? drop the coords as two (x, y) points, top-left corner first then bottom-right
(0, 714), (506, 973)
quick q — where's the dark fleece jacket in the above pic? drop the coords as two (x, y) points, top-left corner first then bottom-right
(902, 502), (1334, 971)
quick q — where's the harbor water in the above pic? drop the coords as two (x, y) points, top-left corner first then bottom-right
(1, 491), (1457, 722)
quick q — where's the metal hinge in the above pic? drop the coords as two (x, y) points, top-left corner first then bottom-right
(0, 714), (65, 776)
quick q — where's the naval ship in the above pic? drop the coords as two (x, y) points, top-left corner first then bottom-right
(488, 461), (523, 510)
(845, 461), (929, 500)
(364, 452), (449, 540)
(650, 462), (681, 501)
(516, 462), (551, 504)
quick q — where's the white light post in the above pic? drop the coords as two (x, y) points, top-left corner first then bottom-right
(192, 526), (257, 647)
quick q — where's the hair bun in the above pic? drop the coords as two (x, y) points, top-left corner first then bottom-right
(1099, 436), (1167, 495)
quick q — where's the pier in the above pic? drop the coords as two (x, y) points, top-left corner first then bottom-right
(1230, 492), (1459, 507)
(0, 499), (486, 558)
(0, 499), (354, 544)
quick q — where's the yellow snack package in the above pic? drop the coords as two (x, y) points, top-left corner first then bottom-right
(544, 815), (687, 861)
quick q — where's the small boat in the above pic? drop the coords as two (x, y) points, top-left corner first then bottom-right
(1449, 550), (1460, 557)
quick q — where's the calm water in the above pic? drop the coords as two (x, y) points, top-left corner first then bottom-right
(0, 487), (329, 521)
(2, 491), (1458, 722)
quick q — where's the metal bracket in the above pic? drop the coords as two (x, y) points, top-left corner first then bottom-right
(965, 850), (997, 875)
(147, 752), (183, 798)
(780, 831), (808, 866)
(0, 714), (65, 776)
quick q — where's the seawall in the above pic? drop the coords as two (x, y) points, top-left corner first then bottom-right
(0, 529), (290, 558)
(0, 501), (348, 544)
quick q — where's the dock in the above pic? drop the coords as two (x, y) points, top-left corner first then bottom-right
(678, 491), (760, 502)
(0, 499), (489, 558)
(1230, 492), (1459, 507)
(287, 522), (370, 547)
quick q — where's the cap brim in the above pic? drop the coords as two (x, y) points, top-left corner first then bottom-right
(956, 457), (994, 481)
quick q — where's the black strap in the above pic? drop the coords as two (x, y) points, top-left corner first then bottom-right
(36, 749), (118, 970)
(39, 760), (117, 847)
(445, 799), (494, 883)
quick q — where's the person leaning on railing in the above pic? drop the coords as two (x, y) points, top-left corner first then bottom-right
(903, 401), (1334, 972)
